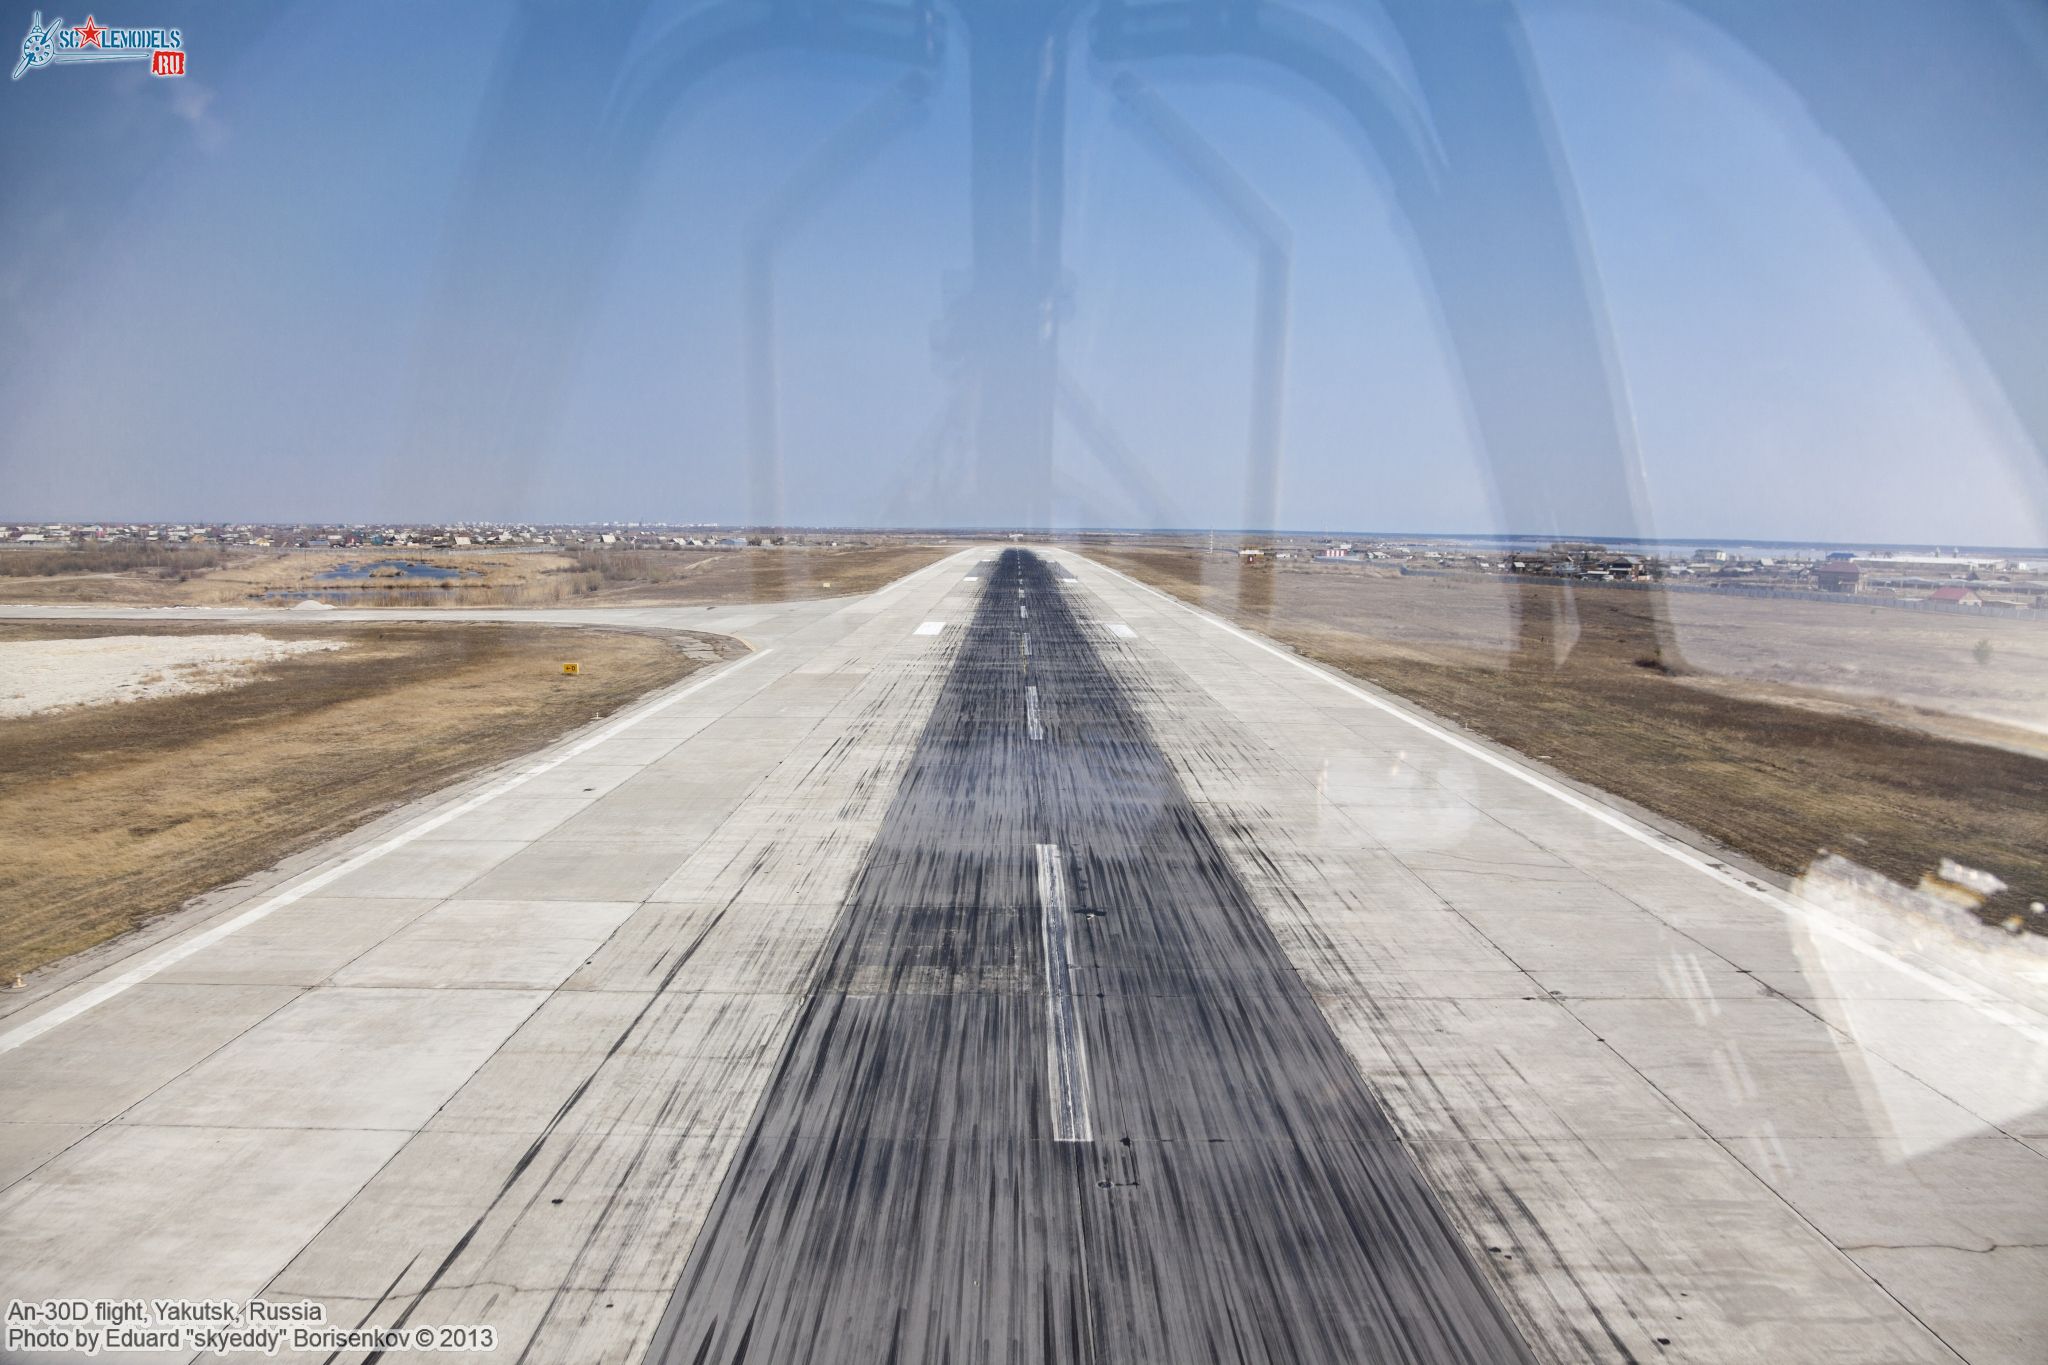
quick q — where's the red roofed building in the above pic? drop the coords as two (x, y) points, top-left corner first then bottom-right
(1814, 561), (1861, 592)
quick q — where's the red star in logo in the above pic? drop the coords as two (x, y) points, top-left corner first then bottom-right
(76, 16), (103, 47)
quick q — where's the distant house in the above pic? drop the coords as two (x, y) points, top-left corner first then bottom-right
(1928, 585), (1981, 606)
(1814, 562), (1862, 593)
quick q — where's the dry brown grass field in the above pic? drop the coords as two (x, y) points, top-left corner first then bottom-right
(0, 620), (736, 978)
(0, 547), (571, 607)
(1081, 542), (2048, 932)
(0, 541), (954, 609)
(571, 542), (953, 604)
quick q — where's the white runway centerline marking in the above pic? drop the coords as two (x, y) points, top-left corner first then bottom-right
(1026, 684), (1043, 741)
(915, 621), (945, 636)
(1036, 843), (1092, 1143)
(0, 648), (774, 1056)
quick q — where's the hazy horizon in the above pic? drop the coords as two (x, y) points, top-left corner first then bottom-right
(6, 513), (2045, 557)
(4, 1), (2045, 545)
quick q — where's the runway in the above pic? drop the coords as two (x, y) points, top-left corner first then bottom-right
(643, 549), (1528, 1363)
(1, 548), (2044, 1364)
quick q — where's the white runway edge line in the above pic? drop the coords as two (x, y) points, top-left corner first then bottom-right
(855, 549), (964, 609)
(0, 648), (774, 1057)
(915, 621), (945, 636)
(1079, 556), (2048, 1047)
(1036, 843), (1093, 1142)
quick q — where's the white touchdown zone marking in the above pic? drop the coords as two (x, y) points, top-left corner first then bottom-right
(1037, 843), (1092, 1142)
(0, 648), (775, 1056)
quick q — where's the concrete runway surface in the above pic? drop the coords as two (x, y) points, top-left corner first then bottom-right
(1, 547), (2045, 1365)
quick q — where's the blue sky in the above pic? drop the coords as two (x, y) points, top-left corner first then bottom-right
(2, 0), (2044, 546)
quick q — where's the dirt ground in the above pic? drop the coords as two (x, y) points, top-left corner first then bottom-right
(0, 547), (572, 607)
(573, 543), (953, 604)
(0, 619), (737, 978)
(0, 542), (954, 609)
(1081, 543), (2048, 932)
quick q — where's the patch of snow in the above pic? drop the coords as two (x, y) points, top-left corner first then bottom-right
(0, 634), (348, 718)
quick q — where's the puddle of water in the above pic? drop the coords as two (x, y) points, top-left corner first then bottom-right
(315, 559), (464, 582)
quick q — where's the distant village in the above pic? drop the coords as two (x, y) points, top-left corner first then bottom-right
(3, 522), (2044, 613)
(1228, 537), (2048, 612)
(0, 521), (853, 552)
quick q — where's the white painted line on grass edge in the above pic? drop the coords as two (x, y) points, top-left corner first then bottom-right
(0, 648), (774, 1056)
(854, 547), (974, 607)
